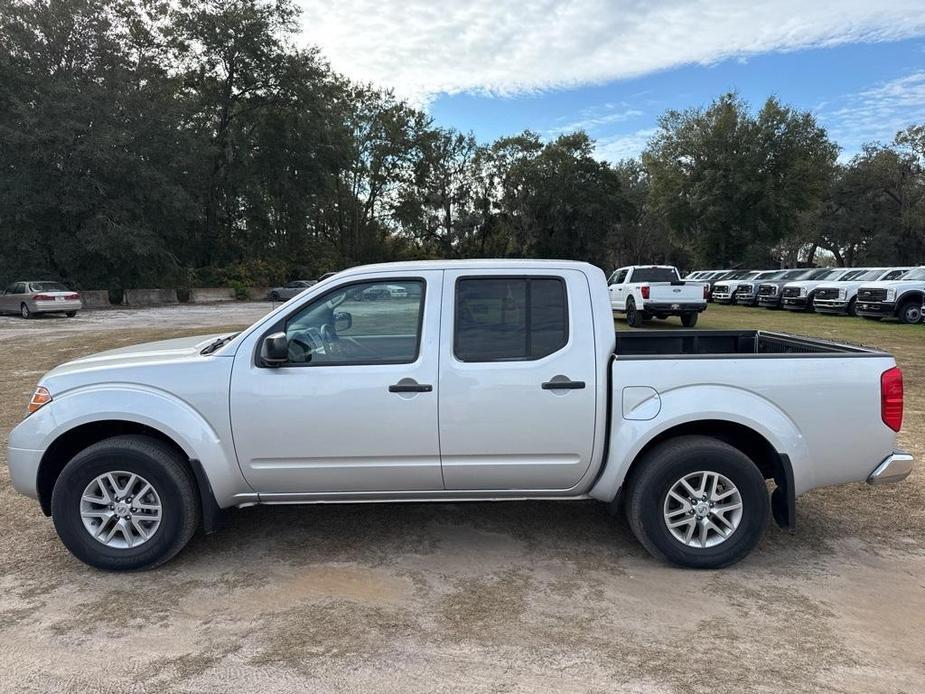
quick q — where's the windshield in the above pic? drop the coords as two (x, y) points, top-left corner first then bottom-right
(29, 282), (69, 292)
(901, 268), (925, 281)
(632, 267), (679, 283)
(757, 271), (784, 280)
(805, 269), (839, 281)
(779, 269), (811, 280)
(846, 269), (881, 281)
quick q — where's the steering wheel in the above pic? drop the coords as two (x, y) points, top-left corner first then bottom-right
(319, 323), (340, 355)
(287, 337), (313, 363)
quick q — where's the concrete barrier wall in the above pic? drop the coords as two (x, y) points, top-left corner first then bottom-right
(190, 287), (236, 303)
(124, 288), (178, 306)
(246, 286), (270, 301)
(80, 290), (112, 309)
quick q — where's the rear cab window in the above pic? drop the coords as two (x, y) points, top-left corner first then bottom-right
(454, 277), (568, 362)
(630, 267), (679, 283)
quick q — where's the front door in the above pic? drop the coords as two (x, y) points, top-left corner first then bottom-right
(438, 269), (598, 491)
(230, 271), (444, 495)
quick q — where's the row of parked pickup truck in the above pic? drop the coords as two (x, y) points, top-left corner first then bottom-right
(689, 266), (925, 324)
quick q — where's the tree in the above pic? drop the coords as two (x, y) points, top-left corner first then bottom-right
(643, 94), (837, 268)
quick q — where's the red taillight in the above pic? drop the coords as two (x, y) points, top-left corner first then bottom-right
(703, 284), (710, 299)
(881, 367), (903, 432)
(32, 294), (54, 301)
(641, 285), (650, 299)
(65, 293), (80, 300)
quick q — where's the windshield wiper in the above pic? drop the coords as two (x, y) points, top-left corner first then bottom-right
(201, 333), (239, 355)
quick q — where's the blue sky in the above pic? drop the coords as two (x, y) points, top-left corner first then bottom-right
(428, 39), (925, 161)
(296, 1), (925, 161)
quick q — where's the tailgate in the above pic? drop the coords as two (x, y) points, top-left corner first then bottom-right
(648, 283), (704, 303)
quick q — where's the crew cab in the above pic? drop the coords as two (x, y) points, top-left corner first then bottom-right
(780, 268), (861, 312)
(855, 266), (925, 324)
(608, 265), (708, 327)
(813, 268), (910, 316)
(7, 260), (913, 571)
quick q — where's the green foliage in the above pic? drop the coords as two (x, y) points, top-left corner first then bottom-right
(0, 1), (921, 291)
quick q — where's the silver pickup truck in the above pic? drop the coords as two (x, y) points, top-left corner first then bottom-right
(7, 260), (913, 571)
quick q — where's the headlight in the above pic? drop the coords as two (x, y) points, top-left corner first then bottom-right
(798, 287), (808, 296)
(28, 386), (52, 414)
(839, 288), (847, 299)
(885, 288), (896, 302)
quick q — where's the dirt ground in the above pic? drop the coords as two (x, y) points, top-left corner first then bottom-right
(0, 303), (923, 693)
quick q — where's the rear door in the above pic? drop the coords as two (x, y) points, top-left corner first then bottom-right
(438, 269), (598, 491)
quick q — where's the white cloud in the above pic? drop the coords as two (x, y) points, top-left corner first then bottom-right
(593, 128), (659, 163)
(825, 71), (925, 157)
(295, 0), (925, 104)
(547, 103), (644, 136)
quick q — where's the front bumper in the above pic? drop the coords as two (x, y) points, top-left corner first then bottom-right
(856, 301), (896, 317)
(644, 302), (707, 313)
(7, 445), (42, 499)
(757, 295), (781, 307)
(813, 299), (849, 314)
(781, 297), (809, 310)
(734, 294), (756, 305)
(711, 292), (733, 303)
(868, 451), (914, 485)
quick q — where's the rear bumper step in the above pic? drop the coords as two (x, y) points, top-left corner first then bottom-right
(868, 450), (914, 485)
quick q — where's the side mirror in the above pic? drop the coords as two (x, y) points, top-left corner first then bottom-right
(334, 311), (352, 331)
(260, 332), (289, 366)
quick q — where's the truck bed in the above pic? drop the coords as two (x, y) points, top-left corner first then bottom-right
(613, 330), (883, 358)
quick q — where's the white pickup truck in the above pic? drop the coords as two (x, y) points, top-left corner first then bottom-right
(7, 260), (913, 571)
(855, 266), (925, 324)
(608, 265), (708, 327)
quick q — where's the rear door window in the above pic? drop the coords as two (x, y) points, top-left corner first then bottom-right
(455, 277), (568, 362)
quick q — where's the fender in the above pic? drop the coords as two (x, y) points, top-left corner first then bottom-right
(588, 383), (813, 502)
(14, 383), (255, 508)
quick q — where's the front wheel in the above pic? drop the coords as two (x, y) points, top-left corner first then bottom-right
(846, 298), (857, 316)
(51, 435), (200, 571)
(680, 312), (698, 328)
(898, 301), (922, 325)
(625, 436), (770, 569)
(65, 311), (77, 318)
(270, 291), (280, 302)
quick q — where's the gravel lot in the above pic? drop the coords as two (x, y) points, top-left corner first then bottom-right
(1, 303), (923, 693)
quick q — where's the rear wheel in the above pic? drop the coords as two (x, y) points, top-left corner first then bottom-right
(626, 299), (644, 328)
(65, 311), (77, 318)
(51, 435), (200, 571)
(625, 436), (770, 568)
(680, 312), (698, 328)
(898, 301), (922, 325)
(20, 303), (31, 319)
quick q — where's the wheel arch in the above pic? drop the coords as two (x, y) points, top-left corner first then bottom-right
(896, 290), (924, 315)
(36, 421), (224, 533)
(623, 421), (795, 529)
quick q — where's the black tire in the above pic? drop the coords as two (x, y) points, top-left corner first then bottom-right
(862, 315), (882, 321)
(846, 298), (857, 317)
(65, 311), (77, 318)
(20, 303), (31, 319)
(626, 299), (644, 328)
(897, 300), (923, 325)
(804, 294), (817, 312)
(51, 435), (200, 571)
(680, 312), (698, 328)
(624, 436), (770, 569)
(270, 291), (280, 302)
